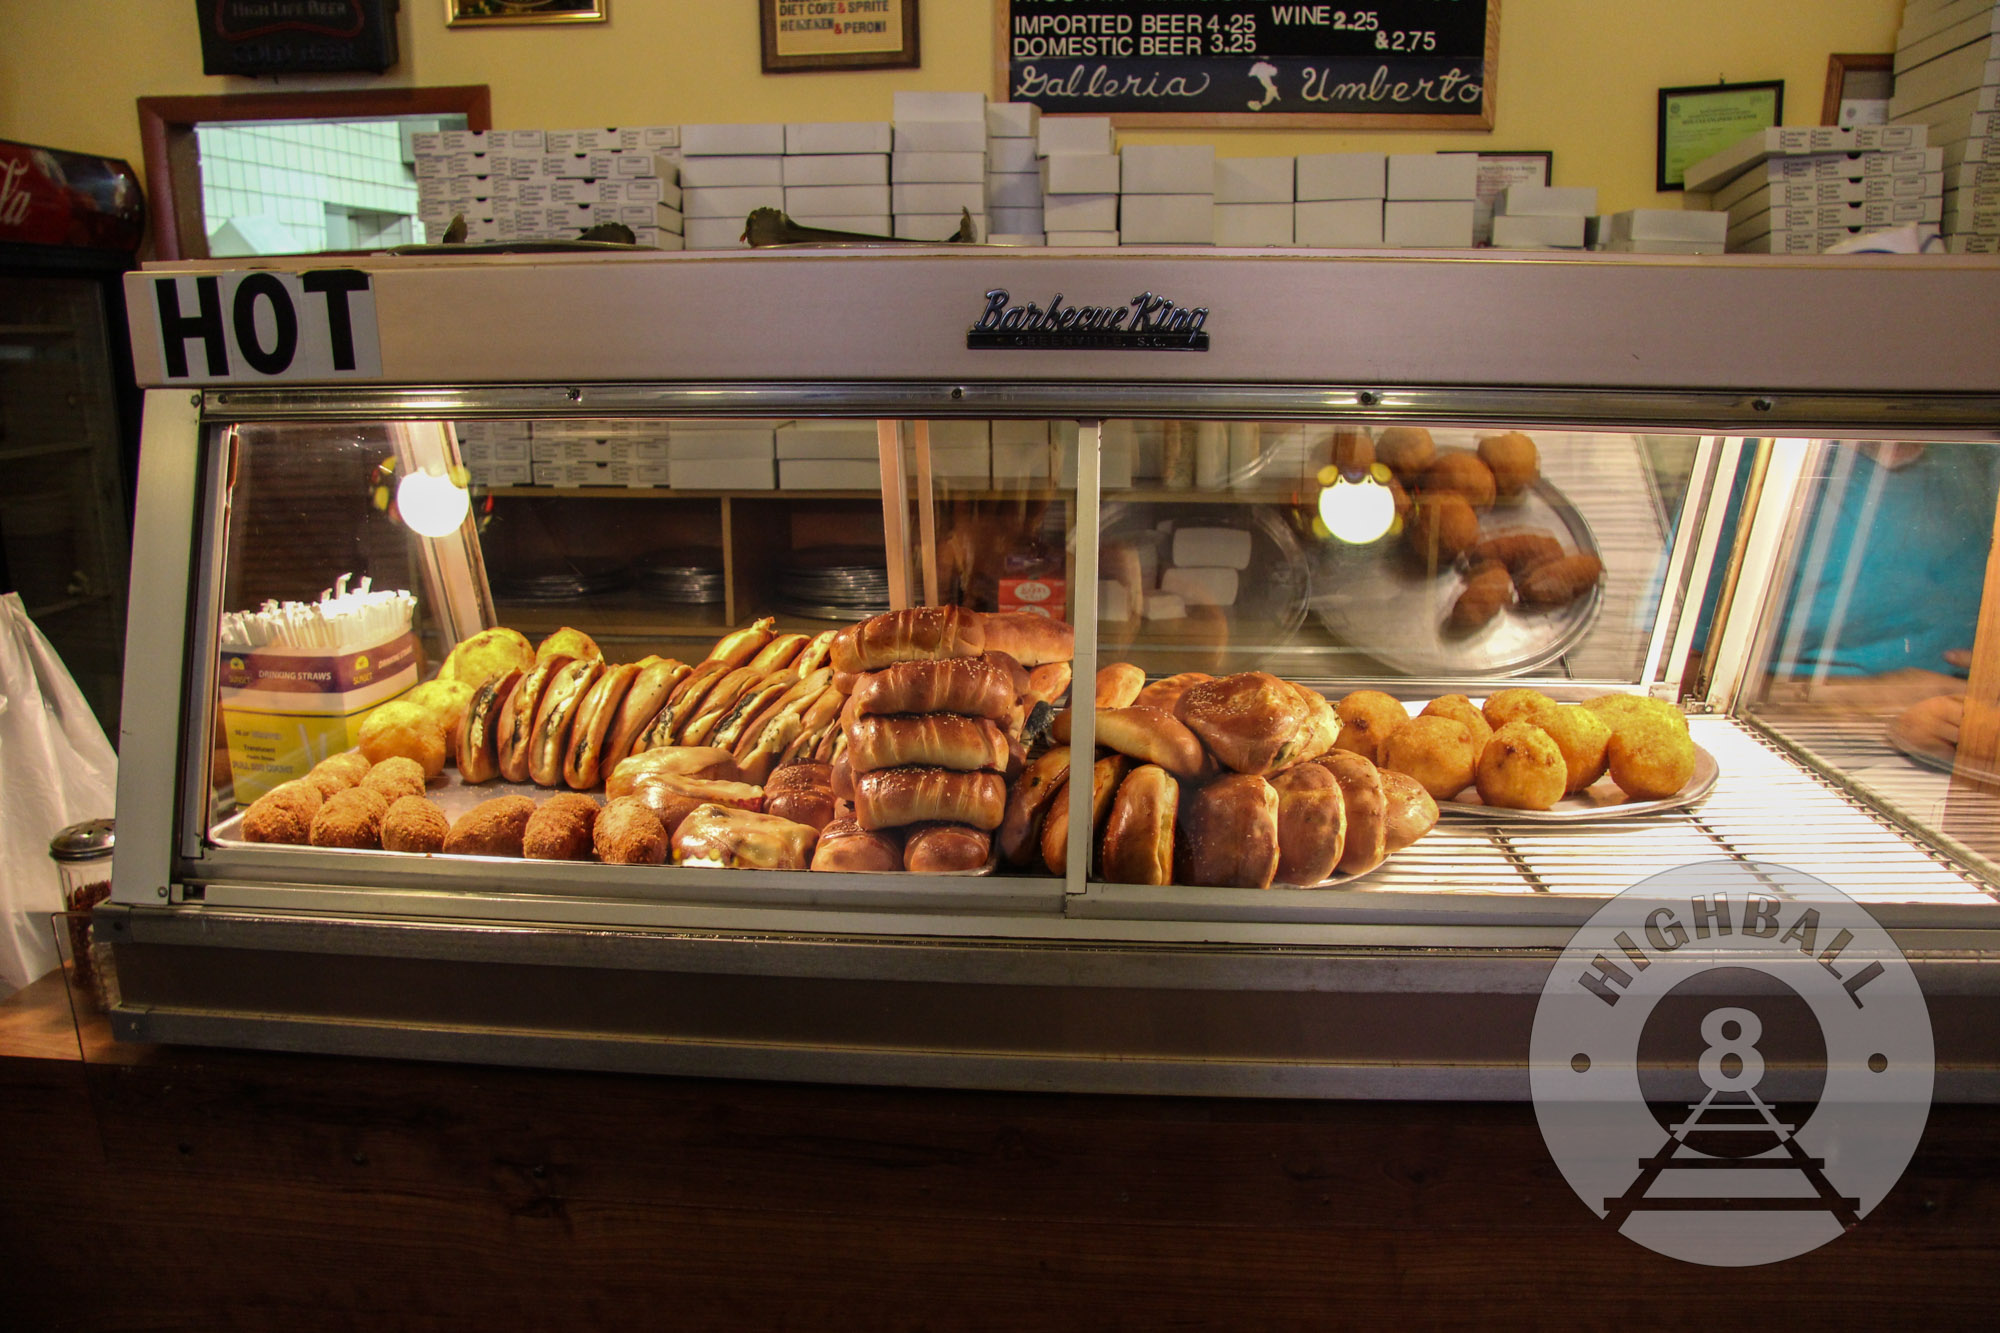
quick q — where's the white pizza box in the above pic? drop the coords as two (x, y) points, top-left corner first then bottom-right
(1215, 202), (1293, 247)
(784, 184), (892, 216)
(1943, 136), (2000, 169)
(784, 121), (892, 155)
(1727, 227), (1866, 254)
(784, 214), (892, 233)
(1296, 152), (1386, 202)
(681, 123), (787, 156)
(986, 172), (1041, 209)
(679, 156), (783, 189)
(925, 443), (991, 483)
(1897, 0), (2000, 49)
(425, 128), (546, 154)
(1956, 160), (2000, 189)
(670, 424), (778, 458)
(1215, 156), (1295, 204)
(1889, 51), (2000, 119)
(1042, 153), (1120, 194)
(609, 152), (679, 180)
(1385, 199), (1476, 246)
(682, 185), (785, 218)
(468, 459), (533, 488)
(1949, 178), (2000, 210)
(893, 120), (988, 153)
(1045, 230), (1119, 246)
(1598, 237), (1725, 254)
(1891, 83), (2000, 136)
(548, 152), (617, 179)
(782, 154), (889, 187)
(986, 102), (1041, 138)
(640, 202), (684, 234)
(989, 206), (1045, 233)
(780, 459), (882, 490)
(1927, 108), (2000, 148)
(1709, 147), (1948, 191)
(618, 177), (679, 207)
(1944, 198), (2000, 232)
(1600, 208), (1729, 242)
(893, 90), (987, 122)
(552, 127), (679, 153)
(893, 151), (987, 183)
(986, 233), (1046, 247)
(670, 457), (775, 490)
(892, 181), (986, 212)
(1043, 193), (1119, 230)
(1726, 197), (1941, 238)
(894, 213), (982, 239)
(776, 421), (879, 460)
(1948, 232), (2000, 250)
(1897, 15), (2000, 76)
(1490, 213), (1587, 248)
(1121, 144), (1216, 193)
(1160, 566), (1240, 607)
(1038, 116), (1114, 156)
(681, 217), (749, 249)
(1681, 124), (1928, 193)
(992, 440), (1054, 480)
(927, 420), (990, 447)
(1496, 184), (1597, 217)
(1119, 193), (1214, 243)
(988, 137), (1039, 174)
(1387, 153), (1479, 200)
(1714, 166), (1941, 211)
(1294, 198), (1384, 246)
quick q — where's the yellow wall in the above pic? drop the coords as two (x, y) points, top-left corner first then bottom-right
(0, 1), (1902, 216)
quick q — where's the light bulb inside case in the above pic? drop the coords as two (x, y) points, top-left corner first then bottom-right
(395, 467), (471, 538)
(1318, 471), (1396, 545)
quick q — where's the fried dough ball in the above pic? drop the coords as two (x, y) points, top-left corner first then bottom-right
(1375, 426), (1436, 479)
(1421, 695), (1492, 751)
(1607, 714), (1697, 800)
(381, 795), (450, 854)
(360, 756), (428, 804)
(524, 792), (601, 861)
(1517, 554), (1604, 608)
(1582, 694), (1690, 735)
(306, 751), (370, 798)
(1422, 451), (1497, 509)
(403, 678), (474, 755)
(1382, 714), (1480, 801)
(595, 797), (670, 865)
(1333, 690), (1409, 765)
(242, 780), (324, 845)
(1449, 560), (1515, 630)
(1405, 492), (1480, 566)
(444, 794), (538, 857)
(439, 627), (534, 690)
(1476, 722), (1567, 811)
(1329, 429), (1375, 473)
(1543, 705), (1612, 795)
(309, 786), (389, 849)
(358, 700), (448, 779)
(1477, 432), (1540, 498)
(536, 627), (602, 664)
(1482, 687), (1559, 731)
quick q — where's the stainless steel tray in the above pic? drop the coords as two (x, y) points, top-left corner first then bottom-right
(1436, 744), (1718, 821)
(1309, 472), (1603, 678)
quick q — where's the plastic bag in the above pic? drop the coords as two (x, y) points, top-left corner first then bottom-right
(0, 592), (118, 992)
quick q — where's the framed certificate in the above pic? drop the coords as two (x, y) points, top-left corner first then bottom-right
(1657, 80), (1784, 191)
(762, 0), (920, 73)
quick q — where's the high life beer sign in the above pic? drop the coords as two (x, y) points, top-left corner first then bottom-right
(968, 289), (1210, 350)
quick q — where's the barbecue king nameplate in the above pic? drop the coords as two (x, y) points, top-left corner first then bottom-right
(967, 288), (1210, 350)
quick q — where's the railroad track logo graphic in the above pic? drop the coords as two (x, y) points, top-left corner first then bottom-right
(1530, 859), (1933, 1266)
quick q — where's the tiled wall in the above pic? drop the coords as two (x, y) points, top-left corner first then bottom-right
(198, 120), (423, 256)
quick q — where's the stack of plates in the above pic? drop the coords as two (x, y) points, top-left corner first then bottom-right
(774, 546), (891, 620)
(629, 547), (725, 605)
(490, 559), (627, 602)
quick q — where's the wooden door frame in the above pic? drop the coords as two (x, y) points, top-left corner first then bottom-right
(136, 86), (491, 260)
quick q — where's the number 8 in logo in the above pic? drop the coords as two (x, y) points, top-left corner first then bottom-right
(1698, 1006), (1765, 1094)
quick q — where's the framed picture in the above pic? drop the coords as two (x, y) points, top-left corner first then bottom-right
(1822, 53), (1894, 127)
(446, 1), (607, 28)
(761, 0), (919, 74)
(1657, 80), (1784, 191)
(1463, 151), (1553, 246)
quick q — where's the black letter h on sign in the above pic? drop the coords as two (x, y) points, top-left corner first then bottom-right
(156, 276), (228, 379)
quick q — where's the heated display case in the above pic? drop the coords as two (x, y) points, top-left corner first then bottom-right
(99, 246), (2000, 1096)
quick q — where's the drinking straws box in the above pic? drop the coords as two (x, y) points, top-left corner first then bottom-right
(217, 577), (418, 801)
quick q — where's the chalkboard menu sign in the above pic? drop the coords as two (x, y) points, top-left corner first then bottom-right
(994, 1), (1497, 127)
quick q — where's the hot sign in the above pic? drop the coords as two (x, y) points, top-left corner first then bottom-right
(146, 269), (383, 383)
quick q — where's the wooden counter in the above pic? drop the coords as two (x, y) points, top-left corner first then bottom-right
(2, 964), (1998, 1329)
